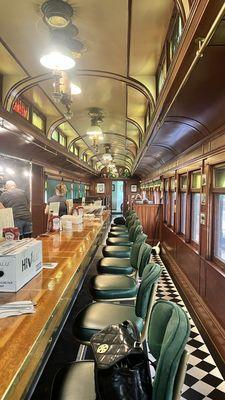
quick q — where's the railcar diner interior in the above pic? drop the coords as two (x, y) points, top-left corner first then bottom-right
(0, 1), (224, 399)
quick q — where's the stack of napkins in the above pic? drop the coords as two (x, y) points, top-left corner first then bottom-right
(0, 300), (35, 318)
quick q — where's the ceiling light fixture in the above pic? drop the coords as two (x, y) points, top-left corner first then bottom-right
(41, 0), (73, 28)
(40, 48), (75, 71)
(87, 108), (104, 149)
(70, 82), (81, 95)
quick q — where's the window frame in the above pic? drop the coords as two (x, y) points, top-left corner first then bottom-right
(190, 170), (201, 248)
(169, 177), (176, 229)
(179, 173), (187, 237)
(212, 163), (225, 268)
(163, 178), (169, 223)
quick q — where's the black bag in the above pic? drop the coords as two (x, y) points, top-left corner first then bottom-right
(90, 320), (152, 400)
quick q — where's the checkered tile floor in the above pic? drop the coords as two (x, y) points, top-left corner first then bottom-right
(151, 254), (225, 400)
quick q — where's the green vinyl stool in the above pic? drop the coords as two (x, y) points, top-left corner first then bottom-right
(91, 243), (152, 300)
(97, 241), (151, 275)
(108, 219), (141, 237)
(50, 300), (190, 400)
(110, 211), (137, 231)
(72, 263), (162, 345)
(106, 224), (142, 246)
(102, 232), (147, 258)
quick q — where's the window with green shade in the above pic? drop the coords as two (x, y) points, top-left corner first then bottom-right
(52, 130), (59, 142)
(214, 166), (225, 188)
(73, 182), (79, 199)
(32, 111), (45, 131)
(79, 183), (85, 198)
(191, 171), (201, 189)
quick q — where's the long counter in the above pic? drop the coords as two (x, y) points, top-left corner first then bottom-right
(0, 211), (110, 400)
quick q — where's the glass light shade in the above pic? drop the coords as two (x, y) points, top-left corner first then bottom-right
(71, 82), (81, 95)
(47, 15), (69, 28)
(40, 51), (75, 71)
(87, 125), (103, 138)
(102, 153), (113, 164)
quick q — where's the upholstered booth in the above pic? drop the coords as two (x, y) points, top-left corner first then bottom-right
(50, 300), (190, 400)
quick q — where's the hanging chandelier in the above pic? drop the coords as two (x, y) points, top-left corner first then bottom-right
(87, 108), (104, 149)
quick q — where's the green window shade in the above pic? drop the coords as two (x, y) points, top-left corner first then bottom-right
(73, 183), (79, 199)
(52, 130), (58, 142)
(64, 181), (72, 199)
(47, 179), (59, 199)
(32, 111), (44, 131)
(191, 172), (201, 189)
(79, 183), (85, 198)
(214, 166), (225, 188)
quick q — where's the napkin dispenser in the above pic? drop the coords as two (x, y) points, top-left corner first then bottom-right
(0, 239), (42, 292)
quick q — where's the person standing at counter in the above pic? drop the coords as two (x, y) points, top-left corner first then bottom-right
(45, 183), (68, 217)
(0, 180), (32, 238)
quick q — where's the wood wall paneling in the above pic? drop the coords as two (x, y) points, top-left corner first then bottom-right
(32, 164), (45, 236)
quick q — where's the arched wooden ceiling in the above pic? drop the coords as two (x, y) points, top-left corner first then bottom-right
(0, 0), (176, 173)
(134, 6), (225, 177)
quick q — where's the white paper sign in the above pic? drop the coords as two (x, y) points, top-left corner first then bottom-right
(0, 208), (14, 237)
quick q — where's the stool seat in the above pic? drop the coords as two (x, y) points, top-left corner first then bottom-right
(51, 361), (95, 400)
(110, 225), (128, 231)
(73, 302), (143, 343)
(102, 245), (131, 258)
(91, 274), (138, 300)
(106, 237), (133, 246)
(108, 230), (129, 237)
(97, 257), (133, 274)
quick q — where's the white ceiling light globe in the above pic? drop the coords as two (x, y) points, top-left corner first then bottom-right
(40, 51), (75, 71)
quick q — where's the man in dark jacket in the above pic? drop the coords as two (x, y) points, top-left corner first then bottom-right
(0, 180), (32, 238)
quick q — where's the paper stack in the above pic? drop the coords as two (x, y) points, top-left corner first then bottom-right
(0, 300), (35, 318)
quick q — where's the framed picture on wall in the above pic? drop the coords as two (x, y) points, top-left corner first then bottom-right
(112, 184), (115, 191)
(131, 184), (137, 193)
(96, 183), (105, 193)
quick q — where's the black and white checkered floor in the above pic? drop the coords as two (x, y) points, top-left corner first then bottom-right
(151, 254), (225, 400)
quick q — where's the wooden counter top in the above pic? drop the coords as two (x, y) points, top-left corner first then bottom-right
(0, 211), (110, 400)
